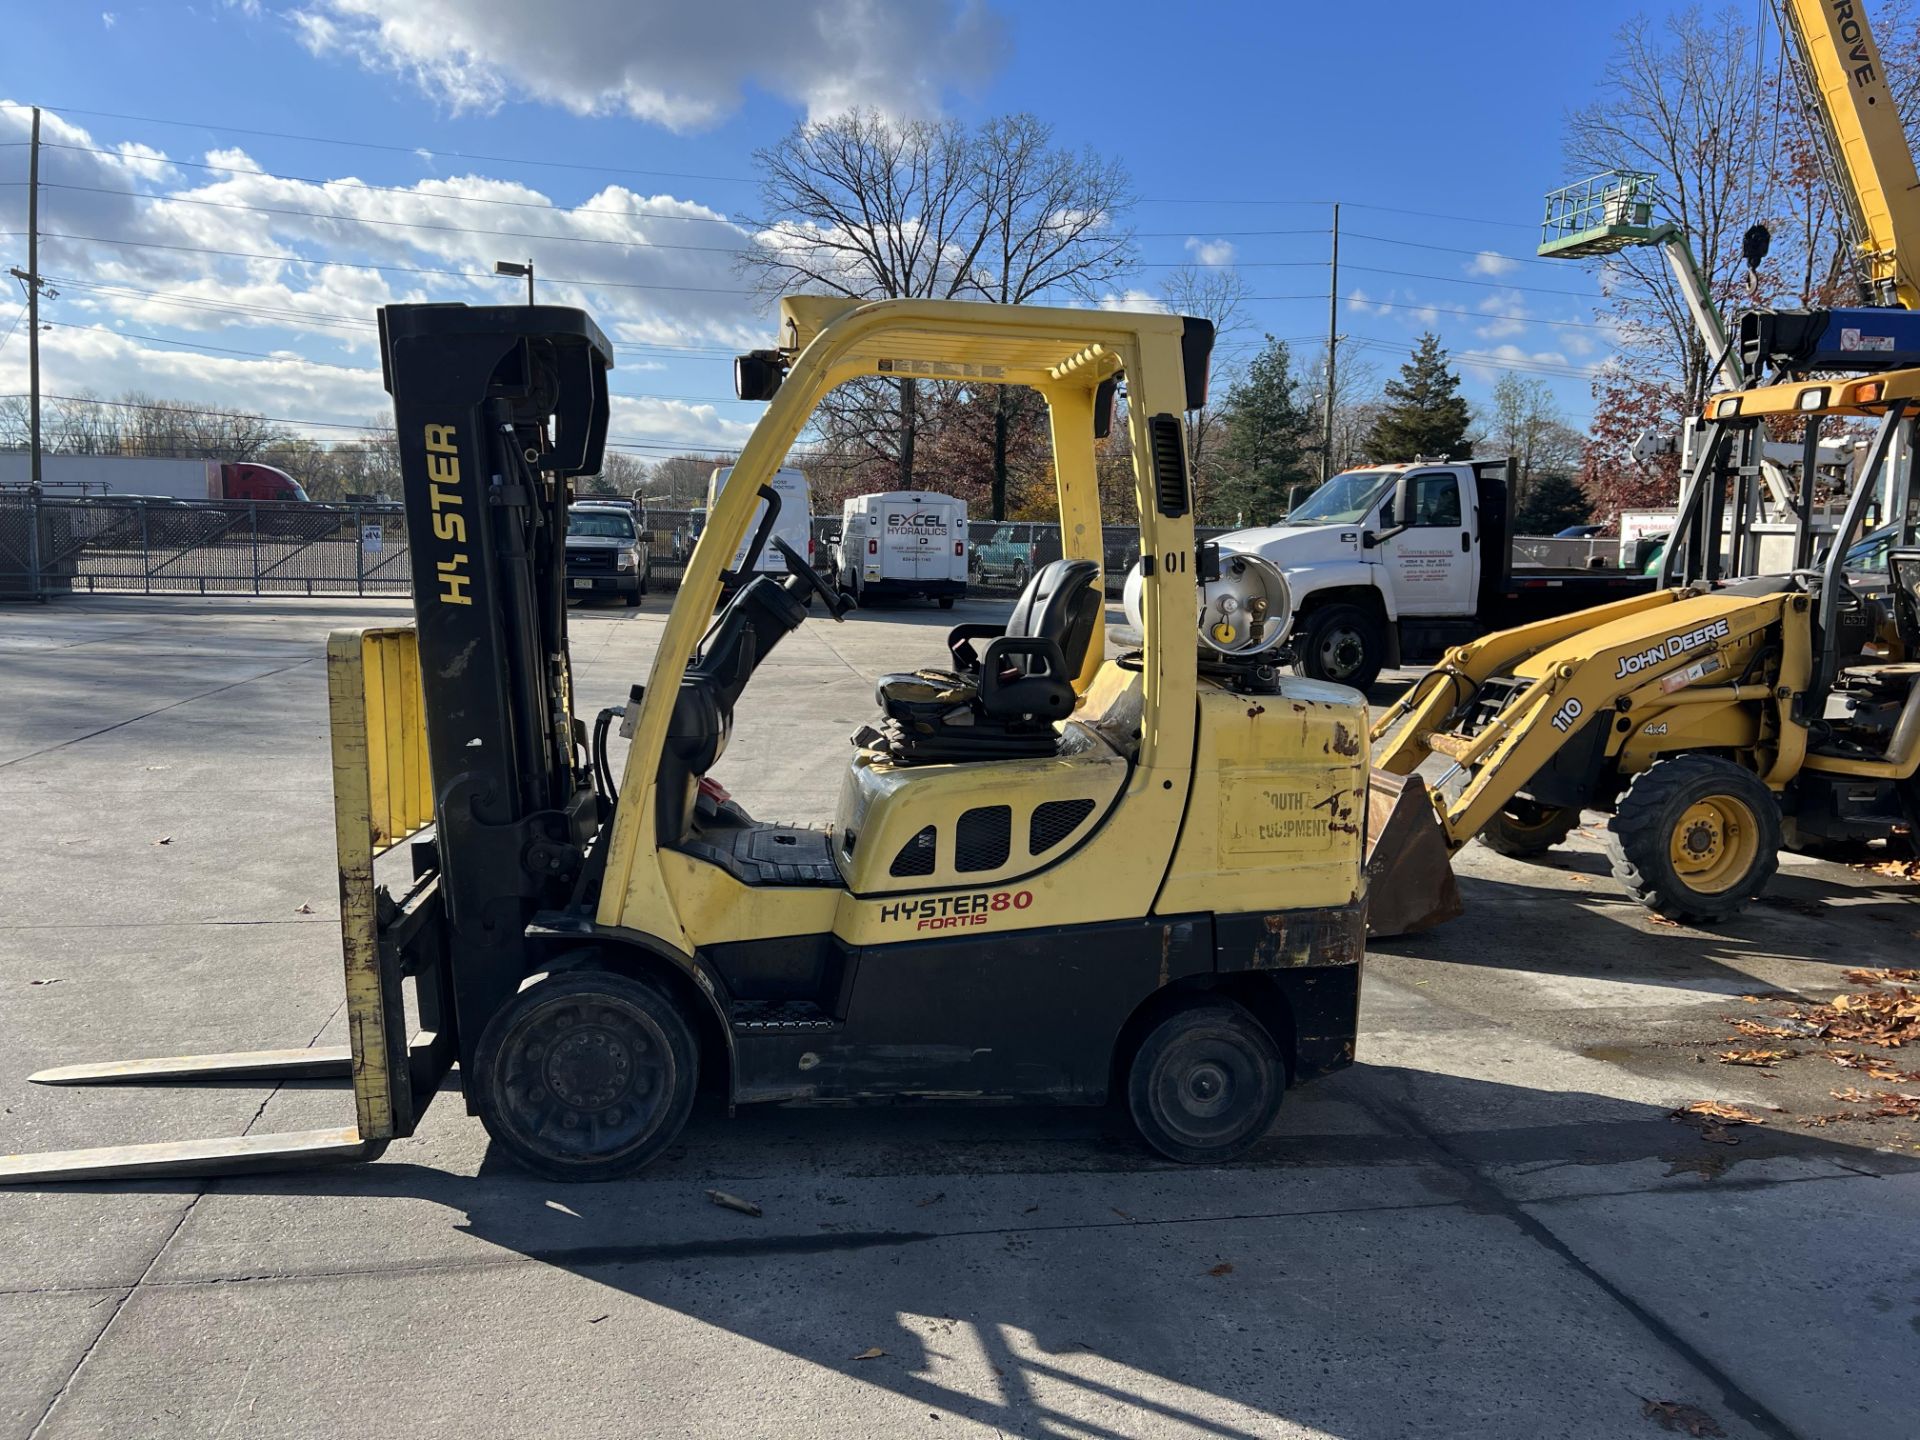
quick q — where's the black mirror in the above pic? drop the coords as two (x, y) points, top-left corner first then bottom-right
(733, 350), (785, 401)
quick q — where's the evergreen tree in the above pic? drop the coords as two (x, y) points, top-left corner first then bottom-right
(1210, 336), (1312, 525)
(1366, 333), (1472, 462)
(1513, 470), (1591, 534)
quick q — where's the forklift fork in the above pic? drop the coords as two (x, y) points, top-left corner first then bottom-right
(0, 628), (451, 1184)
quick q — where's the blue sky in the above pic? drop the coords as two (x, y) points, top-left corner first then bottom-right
(0, 0), (1649, 461)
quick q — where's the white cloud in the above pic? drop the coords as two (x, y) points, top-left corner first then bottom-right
(1475, 289), (1530, 340)
(1469, 250), (1518, 278)
(0, 105), (775, 452)
(1184, 237), (1235, 267)
(293, 0), (1009, 130)
(101, 11), (116, 28)
(1096, 289), (1169, 314)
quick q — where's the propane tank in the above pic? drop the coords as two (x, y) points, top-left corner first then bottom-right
(1122, 548), (1293, 661)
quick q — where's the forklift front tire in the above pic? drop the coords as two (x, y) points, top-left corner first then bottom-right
(1479, 798), (1580, 859)
(1607, 755), (1781, 925)
(1127, 999), (1285, 1165)
(473, 969), (699, 1182)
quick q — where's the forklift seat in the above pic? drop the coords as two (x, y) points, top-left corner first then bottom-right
(865, 558), (1102, 764)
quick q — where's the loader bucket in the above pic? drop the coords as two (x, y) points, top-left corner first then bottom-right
(1364, 771), (1462, 938)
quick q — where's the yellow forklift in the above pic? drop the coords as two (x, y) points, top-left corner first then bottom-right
(2, 296), (1370, 1184)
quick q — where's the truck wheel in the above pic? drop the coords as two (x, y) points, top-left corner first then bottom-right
(1011, 560), (1030, 588)
(638, 564), (650, 597)
(1479, 797), (1580, 858)
(1127, 998), (1285, 1164)
(1606, 756), (1781, 924)
(473, 969), (699, 1182)
(1298, 604), (1385, 690)
(625, 583), (642, 608)
(938, 596), (955, 609)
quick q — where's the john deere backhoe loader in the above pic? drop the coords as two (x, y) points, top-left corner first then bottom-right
(1356, 0), (1920, 936)
(1366, 372), (1919, 932)
(2, 296), (1370, 1185)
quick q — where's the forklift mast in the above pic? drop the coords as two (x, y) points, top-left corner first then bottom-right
(378, 304), (615, 1069)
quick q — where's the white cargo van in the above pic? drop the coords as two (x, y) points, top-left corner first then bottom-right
(833, 491), (968, 607)
(707, 465), (811, 579)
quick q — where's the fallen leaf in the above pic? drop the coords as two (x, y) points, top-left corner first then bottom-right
(850, 1347), (886, 1361)
(1803, 988), (1920, 1049)
(588, 1314), (608, 1324)
(1714, 1048), (1792, 1068)
(1867, 857), (1920, 881)
(1110, 1207), (1134, 1222)
(1648, 915), (1685, 928)
(1206, 1262), (1234, 1277)
(1678, 1100), (1764, 1124)
(1022, 1204), (1040, 1214)
(1832, 1086), (1876, 1103)
(915, 1192), (945, 1209)
(27, 978), (63, 986)
(1842, 967), (1920, 986)
(704, 1189), (762, 1218)
(1641, 1398), (1725, 1436)
(293, 903), (315, 915)
(154, 835), (172, 846)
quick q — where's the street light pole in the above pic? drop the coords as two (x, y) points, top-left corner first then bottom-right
(494, 258), (534, 305)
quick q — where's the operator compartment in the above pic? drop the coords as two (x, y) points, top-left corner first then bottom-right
(835, 660), (1140, 894)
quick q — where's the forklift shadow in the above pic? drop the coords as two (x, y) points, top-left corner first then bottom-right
(62, 1065), (1917, 1437)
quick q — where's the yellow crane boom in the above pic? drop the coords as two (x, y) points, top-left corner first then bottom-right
(1778, 0), (1920, 308)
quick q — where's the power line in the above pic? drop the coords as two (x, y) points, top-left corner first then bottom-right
(1343, 230), (1568, 269)
(39, 181), (757, 256)
(0, 101), (759, 185)
(1345, 297), (1614, 331)
(36, 143), (753, 228)
(13, 229), (762, 294)
(1343, 264), (1597, 299)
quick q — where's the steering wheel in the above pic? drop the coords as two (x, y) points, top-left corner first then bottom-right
(772, 536), (851, 621)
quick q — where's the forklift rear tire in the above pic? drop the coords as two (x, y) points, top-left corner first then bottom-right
(1298, 604), (1385, 691)
(1479, 797), (1580, 858)
(1127, 999), (1285, 1164)
(473, 970), (698, 1182)
(1607, 755), (1781, 925)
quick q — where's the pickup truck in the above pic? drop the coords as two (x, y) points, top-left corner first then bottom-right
(1222, 458), (1654, 688)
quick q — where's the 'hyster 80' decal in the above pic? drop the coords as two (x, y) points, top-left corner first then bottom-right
(1614, 617), (1730, 680)
(879, 890), (1034, 931)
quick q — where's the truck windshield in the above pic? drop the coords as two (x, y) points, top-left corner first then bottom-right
(1286, 470), (1396, 525)
(569, 512), (635, 540)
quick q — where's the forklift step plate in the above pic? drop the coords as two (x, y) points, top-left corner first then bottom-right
(0, 1126), (382, 1184)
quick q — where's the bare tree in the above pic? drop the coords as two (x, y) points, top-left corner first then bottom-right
(963, 114), (1136, 517)
(1297, 347), (1381, 478)
(742, 110), (1135, 512)
(1158, 263), (1249, 516)
(741, 109), (994, 489)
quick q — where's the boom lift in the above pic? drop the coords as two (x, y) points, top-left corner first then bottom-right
(2, 297), (1370, 1184)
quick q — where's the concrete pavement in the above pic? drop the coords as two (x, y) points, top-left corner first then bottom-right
(1, 594), (1916, 1439)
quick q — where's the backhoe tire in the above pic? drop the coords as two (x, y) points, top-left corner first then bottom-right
(1127, 999), (1285, 1164)
(1479, 797), (1580, 859)
(473, 969), (699, 1182)
(1297, 603), (1385, 691)
(1606, 755), (1781, 925)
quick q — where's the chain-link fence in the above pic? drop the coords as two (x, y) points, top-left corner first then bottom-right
(1, 495), (411, 599)
(0, 493), (1235, 602)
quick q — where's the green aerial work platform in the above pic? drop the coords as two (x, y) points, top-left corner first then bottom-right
(1539, 171), (1674, 259)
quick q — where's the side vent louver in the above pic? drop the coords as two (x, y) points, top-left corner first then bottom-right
(889, 825), (937, 877)
(1149, 413), (1190, 518)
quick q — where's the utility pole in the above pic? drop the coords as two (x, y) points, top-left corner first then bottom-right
(24, 106), (41, 489)
(1322, 201), (1339, 486)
